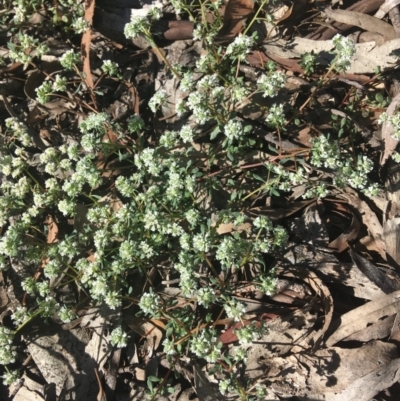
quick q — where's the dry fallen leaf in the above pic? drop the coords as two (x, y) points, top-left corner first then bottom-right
(381, 92), (400, 166)
(216, 0), (254, 41)
(82, 0), (95, 90)
(329, 211), (360, 253)
(326, 290), (400, 347)
(324, 7), (397, 39)
(350, 250), (400, 294)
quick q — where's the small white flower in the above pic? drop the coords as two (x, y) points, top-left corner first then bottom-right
(139, 291), (162, 316)
(110, 327), (129, 348)
(226, 35), (254, 61)
(179, 125), (194, 143)
(224, 119), (243, 141)
(148, 90), (168, 112)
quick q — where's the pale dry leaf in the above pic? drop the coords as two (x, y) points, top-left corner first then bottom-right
(384, 217), (400, 265)
(342, 314), (396, 342)
(326, 290), (400, 347)
(193, 363), (225, 401)
(381, 93), (400, 165)
(375, 0), (400, 18)
(13, 386), (44, 401)
(244, 306), (317, 379)
(263, 37), (400, 74)
(325, 7), (396, 39)
(279, 266), (333, 352)
(339, 191), (386, 258)
(316, 251), (386, 301)
(295, 341), (399, 399)
(125, 315), (163, 351)
(0, 271), (9, 315)
(215, 222), (251, 235)
(326, 357), (400, 401)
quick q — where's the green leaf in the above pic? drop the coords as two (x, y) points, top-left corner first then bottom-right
(268, 144), (278, 154)
(252, 173), (264, 182)
(270, 188), (280, 196)
(375, 92), (384, 104)
(210, 126), (220, 140)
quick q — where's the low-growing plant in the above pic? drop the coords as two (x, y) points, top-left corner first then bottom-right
(0, 0), (393, 398)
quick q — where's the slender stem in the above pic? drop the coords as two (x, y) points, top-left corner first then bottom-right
(144, 31), (182, 80)
(243, 0), (269, 36)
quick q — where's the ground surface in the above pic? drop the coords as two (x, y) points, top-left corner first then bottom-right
(2, 0), (400, 400)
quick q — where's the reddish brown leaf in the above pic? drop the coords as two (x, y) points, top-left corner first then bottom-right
(81, 0), (95, 90)
(329, 210), (361, 253)
(217, 0), (254, 40)
(42, 215), (58, 270)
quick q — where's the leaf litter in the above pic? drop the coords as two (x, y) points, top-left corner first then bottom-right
(3, 0), (400, 400)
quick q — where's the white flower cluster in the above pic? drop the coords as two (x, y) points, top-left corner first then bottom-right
(71, 17), (88, 34)
(148, 90), (168, 113)
(303, 183), (329, 199)
(134, 147), (162, 176)
(127, 114), (145, 133)
(265, 104), (286, 128)
(11, 306), (29, 326)
(124, 16), (151, 39)
(110, 326), (129, 348)
(196, 287), (217, 308)
(257, 71), (286, 98)
(5, 118), (32, 147)
(378, 111), (400, 140)
(1, 369), (20, 386)
(224, 298), (246, 322)
(139, 291), (162, 316)
(225, 35), (254, 61)
(58, 306), (76, 323)
(0, 327), (16, 365)
(59, 49), (80, 70)
(187, 91), (211, 124)
(101, 60), (120, 77)
(332, 34), (356, 71)
(37, 296), (59, 318)
(190, 328), (222, 363)
(8, 33), (48, 67)
(35, 81), (53, 104)
(224, 120), (243, 141)
(310, 134), (378, 196)
(235, 321), (265, 345)
(258, 272), (277, 296)
(215, 236), (244, 269)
